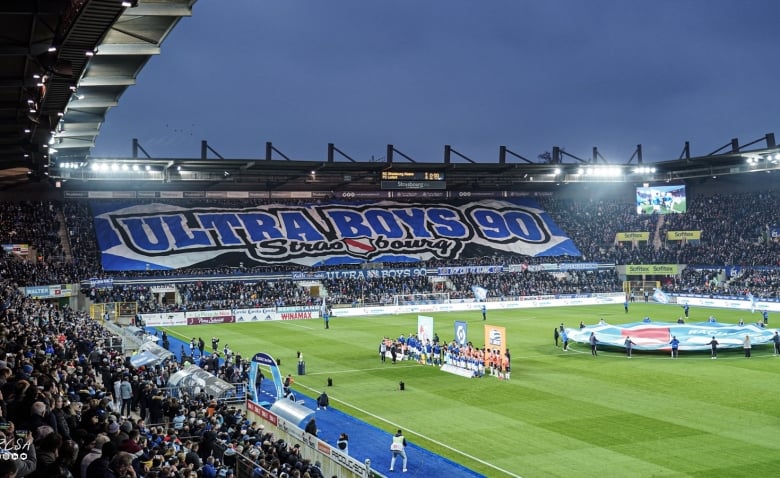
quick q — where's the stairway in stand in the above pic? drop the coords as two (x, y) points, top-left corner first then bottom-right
(653, 214), (665, 249)
(58, 208), (73, 262)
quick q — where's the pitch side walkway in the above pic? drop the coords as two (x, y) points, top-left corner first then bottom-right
(160, 333), (484, 478)
(255, 379), (484, 478)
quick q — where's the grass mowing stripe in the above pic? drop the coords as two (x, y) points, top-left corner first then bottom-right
(155, 303), (780, 477)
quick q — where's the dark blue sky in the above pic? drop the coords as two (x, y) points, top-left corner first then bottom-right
(91, 0), (780, 165)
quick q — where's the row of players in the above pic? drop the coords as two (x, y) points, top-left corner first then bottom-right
(379, 334), (511, 379)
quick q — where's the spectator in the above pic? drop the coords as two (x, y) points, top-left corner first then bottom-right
(316, 392), (329, 411)
(336, 433), (349, 455)
(304, 418), (317, 437)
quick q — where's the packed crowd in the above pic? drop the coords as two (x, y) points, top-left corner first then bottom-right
(86, 281), (320, 313)
(81, 267), (626, 312)
(0, 280), (330, 478)
(0, 190), (778, 478)
(0, 201), (64, 264)
(660, 191), (780, 266)
(1, 192), (779, 301)
(447, 269), (621, 299)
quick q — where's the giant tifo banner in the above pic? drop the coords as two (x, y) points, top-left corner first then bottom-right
(90, 199), (581, 270)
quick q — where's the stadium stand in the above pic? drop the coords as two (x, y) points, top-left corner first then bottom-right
(2, 187), (780, 476)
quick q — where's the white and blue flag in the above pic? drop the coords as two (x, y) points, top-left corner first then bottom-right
(471, 286), (488, 302)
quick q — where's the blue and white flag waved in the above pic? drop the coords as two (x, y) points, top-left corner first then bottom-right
(652, 289), (670, 304)
(471, 286), (488, 301)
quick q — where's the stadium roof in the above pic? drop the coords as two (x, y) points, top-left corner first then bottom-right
(54, 135), (780, 194)
(0, 0), (194, 189)
(2, 1), (780, 194)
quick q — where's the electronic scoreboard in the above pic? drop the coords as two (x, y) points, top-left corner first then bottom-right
(380, 170), (446, 189)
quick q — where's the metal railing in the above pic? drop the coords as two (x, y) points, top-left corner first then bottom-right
(101, 320), (143, 353)
(150, 384), (248, 405)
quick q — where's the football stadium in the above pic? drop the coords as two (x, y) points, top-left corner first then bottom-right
(2, 2), (780, 478)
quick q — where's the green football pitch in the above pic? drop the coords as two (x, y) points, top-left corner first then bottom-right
(159, 304), (780, 478)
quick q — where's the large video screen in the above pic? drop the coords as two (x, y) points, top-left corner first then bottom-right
(636, 184), (686, 214)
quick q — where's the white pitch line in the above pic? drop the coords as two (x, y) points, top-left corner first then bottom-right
(285, 322), (315, 330)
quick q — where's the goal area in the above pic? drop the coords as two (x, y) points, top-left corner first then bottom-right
(623, 280), (661, 297)
(393, 292), (450, 306)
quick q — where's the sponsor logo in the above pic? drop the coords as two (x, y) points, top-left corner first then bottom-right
(280, 312), (312, 320)
(187, 316), (235, 325)
(626, 264), (679, 274)
(329, 447), (367, 474)
(489, 329), (502, 346)
(456, 325), (466, 344)
(250, 353), (279, 371)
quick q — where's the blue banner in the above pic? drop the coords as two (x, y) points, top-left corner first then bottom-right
(89, 277), (114, 289)
(91, 199), (581, 270)
(292, 268), (429, 280)
(437, 265), (504, 275)
(455, 320), (468, 346)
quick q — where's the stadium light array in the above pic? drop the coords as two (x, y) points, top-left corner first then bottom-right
(745, 153), (780, 165)
(83, 162), (163, 173)
(59, 162), (86, 169)
(573, 166), (624, 177)
(632, 166), (657, 174)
